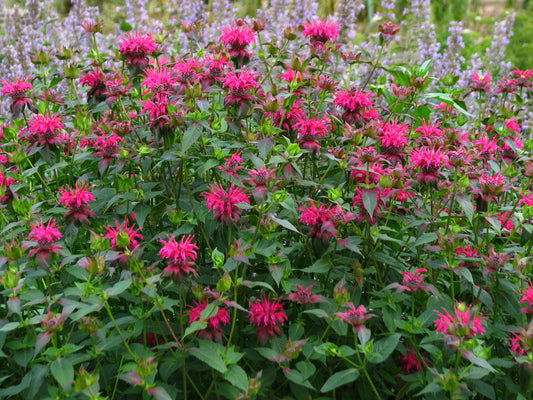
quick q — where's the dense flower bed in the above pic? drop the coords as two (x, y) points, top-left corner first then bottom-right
(1, 12), (533, 400)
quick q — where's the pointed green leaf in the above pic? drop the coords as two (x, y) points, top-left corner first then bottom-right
(51, 357), (74, 389)
(320, 368), (359, 392)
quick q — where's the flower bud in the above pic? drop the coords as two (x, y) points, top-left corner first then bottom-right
(271, 190), (288, 203)
(333, 277), (350, 305)
(212, 248), (225, 269)
(216, 273), (232, 292)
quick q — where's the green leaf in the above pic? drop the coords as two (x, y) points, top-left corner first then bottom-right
(456, 194), (474, 224)
(182, 123), (203, 153)
(120, 20), (133, 32)
(361, 189), (377, 218)
(223, 364), (249, 392)
(304, 308), (331, 320)
(284, 368), (316, 390)
(320, 368), (359, 392)
(134, 203), (150, 228)
(255, 347), (279, 362)
(270, 215), (301, 234)
(0, 373), (32, 396)
(105, 279), (132, 296)
(414, 232), (437, 247)
(368, 334), (401, 364)
(183, 320), (207, 339)
(148, 386), (173, 400)
(190, 340), (227, 373)
(462, 351), (497, 373)
(300, 259), (331, 274)
(51, 357), (74, 389)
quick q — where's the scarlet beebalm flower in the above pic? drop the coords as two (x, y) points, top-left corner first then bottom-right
(294, 115), (330, 153)
(477, 172), (508, 203)
(104, 219), (143, 253)
(386, 268), (437, 294)
(409, 147), (446, 185)
(1, 77), (34, 116)
(202, 182), (250, 224)
(220, 24), (256, 61)
(243, 165), (276, 202)
(23, 218), (64, 265)
(159, 234), (199, 281)
(511, 67), (533, 87)
(58, 182), (96, 224)
(470, 72), (491, 92)
(187, 299), (230, 343)
(249, 295), (287, 344)
(520, 282), (533, 314)
(400, 347), (427, 373)
(336, 303), (375, 343)
(119, 32), (157, 69)
(435, 303), (486, 343)
(302, 19), (340, 43)
(510, 320), (533, 359)
(218, 150), (244, 179)
(20, 113), (66, 150)
(378, 22), (400, 43)
(286, 284), (326, 304)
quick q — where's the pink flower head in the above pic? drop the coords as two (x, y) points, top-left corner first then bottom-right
(511, 67), (533, 88)
(159, 234), (199, 281)
(58, 182), (96, 224)
(80, 68), (107, 102)
(299, 201), (337, 241)
(119, 32), (158, 70)
(455, 244), (480, 269)
(435, 303), (486, 342)
(519, 192), (533, 207)
(286, 284), (326, 304)
(472, 133), (500, 161)
(378, 22), (400, 42)
(497, 78), (518, 94)
(294, 115), (329, 153)
(1, 77), (34, 116)
(334, 88), (373, 113)
(470, 72), (491, 93)
(335, 303), (376, 342)
(20, 113), (65, 149)
(249, 295), (287, 344)
(174, 57), (203, 84)
(187, 299), (230, 342)
(387, 268), (437, 294)
(379, 120), (409, 158)
(141, 66), (177, 95)
(220, 24), (256, 48)
(400, 348), (427, 374)
(223, 67), (259, 94)
(302, 19), (340, 43)
(104, 219), (143, 252)
(415, 119), (444, 145)
(520, 282), (533, 314)
(409, 147), (446, 185)
(93, 133), (125, 165)
(24, 218), (64, 265)
(478, 172), (507, 203)
(202, 182), (250, 224)
(509, 321), (533, 358)
(243, 165), (276, 202)
(218, 150), (244, 179)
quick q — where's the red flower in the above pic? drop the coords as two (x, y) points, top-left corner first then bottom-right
(409, 147), (446, 185)
(302, 19), (340, 43)
(141, 66), (177, 95)
(80, 68), (107, 102)
(400, 348), (427, 373)
(511, 67), (533, 88)
(93, 133), (125, 166)
(218, 150), (244, 179)
(249, 295), (287, 344)
(1, 77), (34, 116)
(336, 303), (376, 343)
(294, 115), (329, 153)
(334, 88), (374, 125)
(435, 303), (486, 343)
(159, 234), (199, 281)
(119, 32), (157, 69)
(299, 201), (337, 240)
(378, 22), (400, 43)
(387, 268), (437, 294)
(520, 282), (533, 314)
(58, 182), (96, 224)
(470, 72), (491, 93)
(286, 284), (326, 304)
(477, 172), (508, 203)
(104, 219), (143, 255)
(415, 119), (444, 145)
(20, 113), (66, 149)
(24, 218), (64, 265)
(243, 165), (276, 202)
(202, 182), (250, 224)
(187, 299), (230, 343)
(220, 24), (256, 60)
